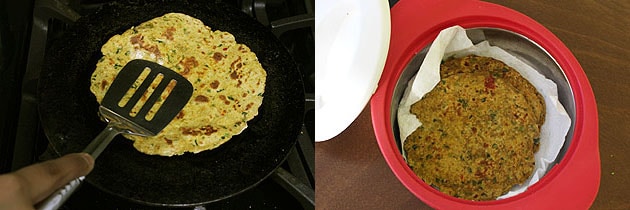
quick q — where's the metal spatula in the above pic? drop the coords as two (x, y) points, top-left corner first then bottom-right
(37, 59), (193, 210)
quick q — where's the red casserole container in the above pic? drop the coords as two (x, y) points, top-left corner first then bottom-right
(370, 0), (600, 209)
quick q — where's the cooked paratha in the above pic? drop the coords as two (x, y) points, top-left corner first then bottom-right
(403, 55), (545, 200)
(90, 13), (266, 156)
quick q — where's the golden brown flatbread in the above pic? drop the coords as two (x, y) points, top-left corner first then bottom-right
(90, 13), (266, 156)
(403, 55), (545, 200)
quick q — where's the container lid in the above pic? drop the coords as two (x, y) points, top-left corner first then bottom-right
(315, 0), (391, 142)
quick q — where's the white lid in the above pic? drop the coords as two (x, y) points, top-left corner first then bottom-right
(315, 0), (391, 142)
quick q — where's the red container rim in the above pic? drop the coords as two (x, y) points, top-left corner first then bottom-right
(370, 0), (600, 209)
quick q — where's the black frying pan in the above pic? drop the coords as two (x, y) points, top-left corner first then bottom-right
(38, 0), (304, 206)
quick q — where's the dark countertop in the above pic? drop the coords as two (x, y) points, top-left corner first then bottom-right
(315, 1), (630, 209)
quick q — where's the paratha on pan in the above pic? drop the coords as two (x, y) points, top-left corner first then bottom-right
(403, 55), (545, 200)
(90, 13), (266, 156)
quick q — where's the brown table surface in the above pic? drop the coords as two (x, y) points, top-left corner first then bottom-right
(315, 1), (630, 209)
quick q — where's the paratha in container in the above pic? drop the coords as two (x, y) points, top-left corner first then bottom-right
(403, 55), (545, 200)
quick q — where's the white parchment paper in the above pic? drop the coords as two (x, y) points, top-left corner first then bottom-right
(397, 26), (572, 199)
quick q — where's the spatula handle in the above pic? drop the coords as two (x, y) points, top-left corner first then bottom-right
(83, 123), (126, 158)
(36, 123), (124, 210)
(35, 176), (84, 210)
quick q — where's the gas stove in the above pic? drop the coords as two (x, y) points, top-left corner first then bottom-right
(0, 0), (313, 209)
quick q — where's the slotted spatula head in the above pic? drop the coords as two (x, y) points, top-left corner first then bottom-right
(100, 59), (193, 136)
